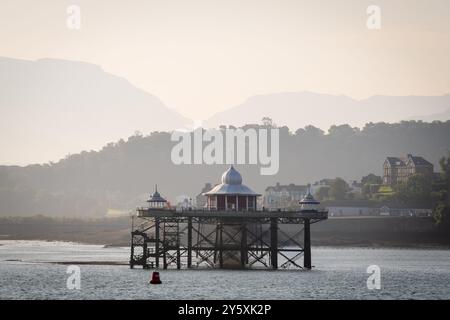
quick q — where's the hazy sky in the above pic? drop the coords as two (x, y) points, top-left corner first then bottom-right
(1, 0), (450, 121)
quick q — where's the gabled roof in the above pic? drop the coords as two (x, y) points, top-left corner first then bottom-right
(385, 157), (406, 167)
(406, 155), (433, 166)
(385, 155), (433, 167)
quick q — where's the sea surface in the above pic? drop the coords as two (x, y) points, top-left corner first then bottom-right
(0, 240), (449, 300)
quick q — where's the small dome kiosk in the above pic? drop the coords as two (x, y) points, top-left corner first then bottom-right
(299, 188), (320, 211)
(147, 185), (167, 209)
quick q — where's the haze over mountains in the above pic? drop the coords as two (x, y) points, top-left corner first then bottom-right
(0, 57), (191, 165)
(411, 108), (450, 122)
(205, 92), (450, 129)
(1, 57), (450, 165)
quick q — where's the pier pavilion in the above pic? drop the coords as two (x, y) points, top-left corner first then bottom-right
(130, 166), (327, 270)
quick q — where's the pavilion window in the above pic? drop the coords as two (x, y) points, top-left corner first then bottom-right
(248, 196), (254, 209)
(238, 196), (247, 211)
(217, 195), (226, 210)
(209, 196), (217, 209)
(227, 196), (236, 211)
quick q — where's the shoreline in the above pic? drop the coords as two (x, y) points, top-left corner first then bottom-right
(2, 216), (449, 250)
(2, 239), (450, 268)
(1, 237), (450, 250)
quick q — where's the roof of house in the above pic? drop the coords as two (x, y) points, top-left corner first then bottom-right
(385, 157), (406, 167)
(265, 183), (307, 192)
(406, 155), (433, 166)
(196, 183), (213, 196)
(312, 179), (334, 186)
(385, 154), (433, 167)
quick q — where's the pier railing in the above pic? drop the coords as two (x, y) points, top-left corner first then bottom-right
(136, 207), (328, 220)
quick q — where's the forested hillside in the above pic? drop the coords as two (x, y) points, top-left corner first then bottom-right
(1, 121), (449, 217)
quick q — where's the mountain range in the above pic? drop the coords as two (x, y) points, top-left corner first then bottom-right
(0, 57), (191, 165)
(205, 92), (450, 129)
(1, 57), (450, 165)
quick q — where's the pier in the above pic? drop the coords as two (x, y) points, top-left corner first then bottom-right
(130, 166), (327, 270)
(130, 208), (327, 270)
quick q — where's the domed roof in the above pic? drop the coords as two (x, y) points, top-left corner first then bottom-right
(204, 166), (261, 196)
(147, 185), (167, 203)
(221, 166), (242, 185)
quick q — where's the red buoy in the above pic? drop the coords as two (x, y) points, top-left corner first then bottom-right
(150, 271), (162, 284)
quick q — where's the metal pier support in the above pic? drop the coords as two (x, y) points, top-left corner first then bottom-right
(155, 217), (160, 268)
(240, 222), (247, 268)
(270, 218), (278, 269)
(187, 217), (192, 268)
(303, 218), (311, 269)
(218, 222), (224, 268)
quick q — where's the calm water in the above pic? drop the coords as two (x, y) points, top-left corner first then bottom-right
(0, 240), (449, 300)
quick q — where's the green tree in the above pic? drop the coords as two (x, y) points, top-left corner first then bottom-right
(329, 178), (349, 200)
(315, 186), (330, 201)
(361, 174), (382, 199)
(439, 154), (450, 188)
(362, 184), (381, 199)
(262, 117), (276, 127)
(328, 124), (358, 138)
(433, 154), (450, 228)
(395, 174), (432, 208)
(361, 174), (382, 185)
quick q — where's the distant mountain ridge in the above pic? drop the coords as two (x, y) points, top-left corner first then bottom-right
(0, 57), (191, 165)
(1, 56), (450, 165)
(410, 108), (450, 122)
(205, 91), (450, 130)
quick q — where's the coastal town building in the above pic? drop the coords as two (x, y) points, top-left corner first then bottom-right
(195, 183), (212, 208)
(383, 154), (434, 185)
(175, 195), (193, 209)
(263, 183), (308, 208)
(310, 179), (334, 195)
(348, 180), (363, 195)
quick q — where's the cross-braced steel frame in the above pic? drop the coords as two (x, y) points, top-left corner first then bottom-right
(130, 210), (327, 270)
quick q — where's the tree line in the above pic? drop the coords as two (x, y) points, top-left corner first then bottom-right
(0, 120), (449, 223)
